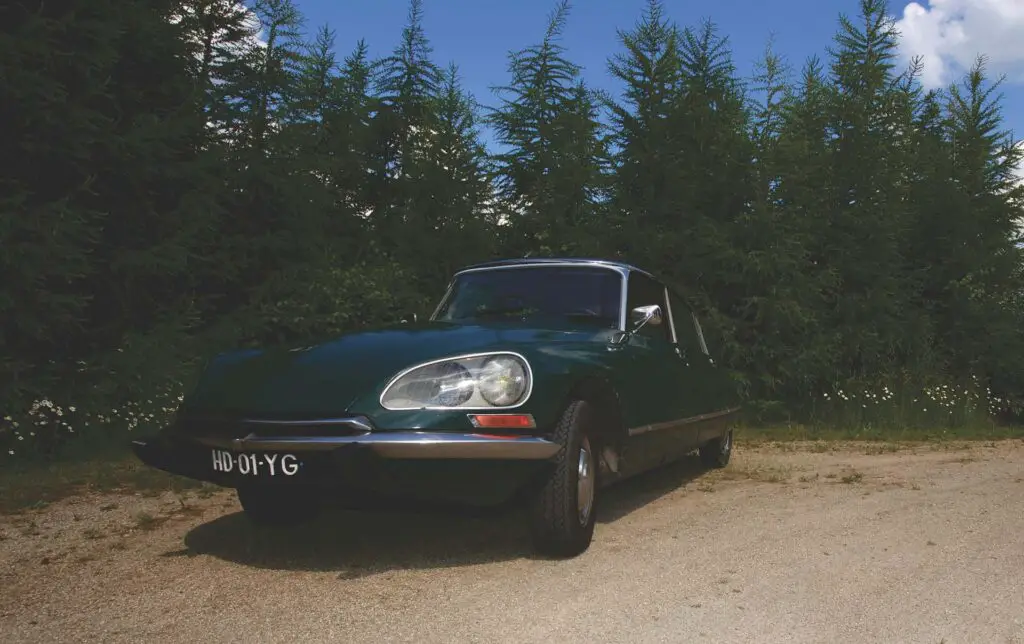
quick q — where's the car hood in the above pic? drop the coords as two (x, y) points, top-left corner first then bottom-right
(180, 321), (612, 418)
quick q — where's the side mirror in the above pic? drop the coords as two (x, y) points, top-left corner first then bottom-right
(629, 304), (663, 333)
(400, 313), (418, 324)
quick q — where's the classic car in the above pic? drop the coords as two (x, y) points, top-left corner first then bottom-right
(131, 258), (740, 557)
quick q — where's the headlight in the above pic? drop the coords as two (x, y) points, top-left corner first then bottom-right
(380, 352), (532, 410)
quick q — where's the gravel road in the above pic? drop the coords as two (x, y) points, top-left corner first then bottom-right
(1, 440), (1023, 643)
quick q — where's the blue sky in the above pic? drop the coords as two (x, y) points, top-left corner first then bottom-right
(290, 0), (1024, 153)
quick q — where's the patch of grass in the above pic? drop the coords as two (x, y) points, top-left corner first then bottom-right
(0, 448), (207, 515)
(735, 422), (1024, 444)
(840, 471), (864, 484)
(862, 442), (902, 455)
(722, 462), (794, 483)
(82, 527), (104, 540)
(133, 511), (167, 531)
(20, 522), (41, 537)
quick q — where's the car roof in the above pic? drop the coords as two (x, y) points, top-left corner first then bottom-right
(450, 257), (698, 313)
(456, 257), (653, 277)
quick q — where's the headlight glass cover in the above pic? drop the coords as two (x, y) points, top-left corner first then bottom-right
(380, 352), (532, 410)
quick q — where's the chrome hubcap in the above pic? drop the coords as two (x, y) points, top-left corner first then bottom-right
(577, 437), (595, 526)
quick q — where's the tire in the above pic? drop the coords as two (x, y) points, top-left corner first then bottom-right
(236, 486), (321, 527)
(699, 427), (733, 469)
(529, 400), (599, 558)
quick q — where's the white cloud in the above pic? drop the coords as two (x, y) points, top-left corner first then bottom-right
(895, 0), (1024, 89)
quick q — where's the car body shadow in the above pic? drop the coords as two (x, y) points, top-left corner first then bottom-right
(597, 452), (710, 523)
(178, 454), (712, 577)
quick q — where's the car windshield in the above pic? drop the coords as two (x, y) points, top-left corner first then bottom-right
(433, 266), (623, 328)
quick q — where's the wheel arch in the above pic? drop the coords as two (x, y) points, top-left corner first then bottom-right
(562, 375), (628, 475)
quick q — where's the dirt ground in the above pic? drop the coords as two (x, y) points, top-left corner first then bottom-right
(1, 440), (1022, 643)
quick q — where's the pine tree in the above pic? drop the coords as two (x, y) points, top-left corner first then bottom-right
(207, 0), (304, 154)
(933, 58), (1024, 388)
(173, 0), (259, 120)
(605, 0), (683, 262)
(288, 24), (339, 139)
(370, 0), (445, 251)
(721, 43), (833, 408)
(0, 0), (220, 405)
(820, 0), (915, 380)
(415, 63), (496, 283)
(327, 39), (378, 239)
(487, 0), (608, 257)
(665, 18), (753, 325)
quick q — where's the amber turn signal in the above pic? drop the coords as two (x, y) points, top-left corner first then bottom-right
(468, 413), (536, 430)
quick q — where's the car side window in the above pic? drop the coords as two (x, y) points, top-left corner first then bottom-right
(667, 290), (707, 356)
(626, 272), (672, 343)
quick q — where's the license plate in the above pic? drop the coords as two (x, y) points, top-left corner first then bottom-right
(210, 449), (300, 477)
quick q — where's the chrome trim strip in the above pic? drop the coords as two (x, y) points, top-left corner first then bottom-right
(430, 279), (456, 320)
(663, 286), (678, 344)
(627, 407), (740, 437)
(377, 351), (535, 411)
(618, 268), (629, 331)
(193, 432), (561, 460)
(692, 310), (710, 356)
(240, 417), (374, 432)
(453, 260), (629, 277)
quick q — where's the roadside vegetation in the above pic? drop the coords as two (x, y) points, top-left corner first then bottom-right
(3, 0), (1023, 479)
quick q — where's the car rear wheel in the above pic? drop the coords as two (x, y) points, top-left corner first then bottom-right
(699, 428), (733, 469)
(236, 486), (321, 527)
(529, 400), (598, 558)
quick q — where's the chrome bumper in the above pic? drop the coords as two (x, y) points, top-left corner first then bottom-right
(175, 431), (562, 460)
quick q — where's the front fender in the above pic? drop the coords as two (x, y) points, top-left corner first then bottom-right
(514, 344), (627, 431)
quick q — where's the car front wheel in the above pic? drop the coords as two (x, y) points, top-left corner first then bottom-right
(529, 400), (598, 558)
(236, 486), (321, 527)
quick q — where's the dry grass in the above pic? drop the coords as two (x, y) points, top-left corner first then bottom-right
(840, 471), (864, 484)
(715, 459), (798, 484)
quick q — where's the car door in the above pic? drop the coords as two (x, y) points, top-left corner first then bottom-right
(666, 288), (738, 443)
(618, 272), (699, 471)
